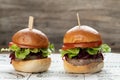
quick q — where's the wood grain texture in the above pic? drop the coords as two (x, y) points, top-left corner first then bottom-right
(0, 0), (120, 52)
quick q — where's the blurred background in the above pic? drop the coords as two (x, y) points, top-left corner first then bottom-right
(0, 0), (120, 52)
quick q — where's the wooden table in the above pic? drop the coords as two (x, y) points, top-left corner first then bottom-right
(0, 53), (120, 80)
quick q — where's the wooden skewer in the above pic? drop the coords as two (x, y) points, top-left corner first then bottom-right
(28, 16), (34, 30)
(77, 12), (80, 27)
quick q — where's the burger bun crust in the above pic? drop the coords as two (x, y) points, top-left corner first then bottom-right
(12, 28), (49, 48)
(63, 59), (104, 73)
(64, 25), (102, 43)
(12, 58), (51, 73)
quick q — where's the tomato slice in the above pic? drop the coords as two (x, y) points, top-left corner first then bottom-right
(9, 42), (15, 47)
(62, 41), (102, 50)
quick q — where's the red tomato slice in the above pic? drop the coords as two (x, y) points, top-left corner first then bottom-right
(62, 41), (102, 50)
(9, 42), (15, 47)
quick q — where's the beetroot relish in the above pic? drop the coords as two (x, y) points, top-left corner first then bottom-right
(9, 52), (15, 63)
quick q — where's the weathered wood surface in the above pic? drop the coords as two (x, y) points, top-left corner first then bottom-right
(0, 0), (120, 52)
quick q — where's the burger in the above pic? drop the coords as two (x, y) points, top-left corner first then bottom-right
(60, 25), (111, 73)
(9, 28), (54, 72)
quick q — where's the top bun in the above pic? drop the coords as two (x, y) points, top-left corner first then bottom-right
(64, 25), (102, 43)
(12, 28), (49, 48)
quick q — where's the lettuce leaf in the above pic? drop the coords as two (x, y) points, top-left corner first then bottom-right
(9, 44), (20, 52)
(15, 49), (30, 59)
(59, 48), (80, 58)
(100, 44), (111, 53)
(1, 48), (10, 52)
(30, 48), (39, 53)
(9, 43), (54, 59)
(40, 48), (50, 57)
(86, 47), (101, 55)
(86, 44), (111, 55)
(40, 43), (55, 57)
(48, 43), (55, 52)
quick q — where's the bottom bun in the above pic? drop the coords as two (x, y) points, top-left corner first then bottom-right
(12, 58), (51, 73)
(63, 59), (104, 73)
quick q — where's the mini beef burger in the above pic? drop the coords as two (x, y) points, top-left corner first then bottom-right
(60, 25), (111, 73)
(9, 28), (54, 72)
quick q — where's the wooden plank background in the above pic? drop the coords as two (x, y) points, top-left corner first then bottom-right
(0, 0), (120, 52)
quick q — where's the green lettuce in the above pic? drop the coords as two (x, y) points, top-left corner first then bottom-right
(100, 44), (111, 53)
(15, 49), (30, 59)
(60, 44), (111, 58)
(86, 44), (111, 55)
(9, 43), (54, 60)
(86, 47), (100, 55)
(0, 48), (10, 52)
(59, 48), (80, 58)
(40, 44), (55, 57)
